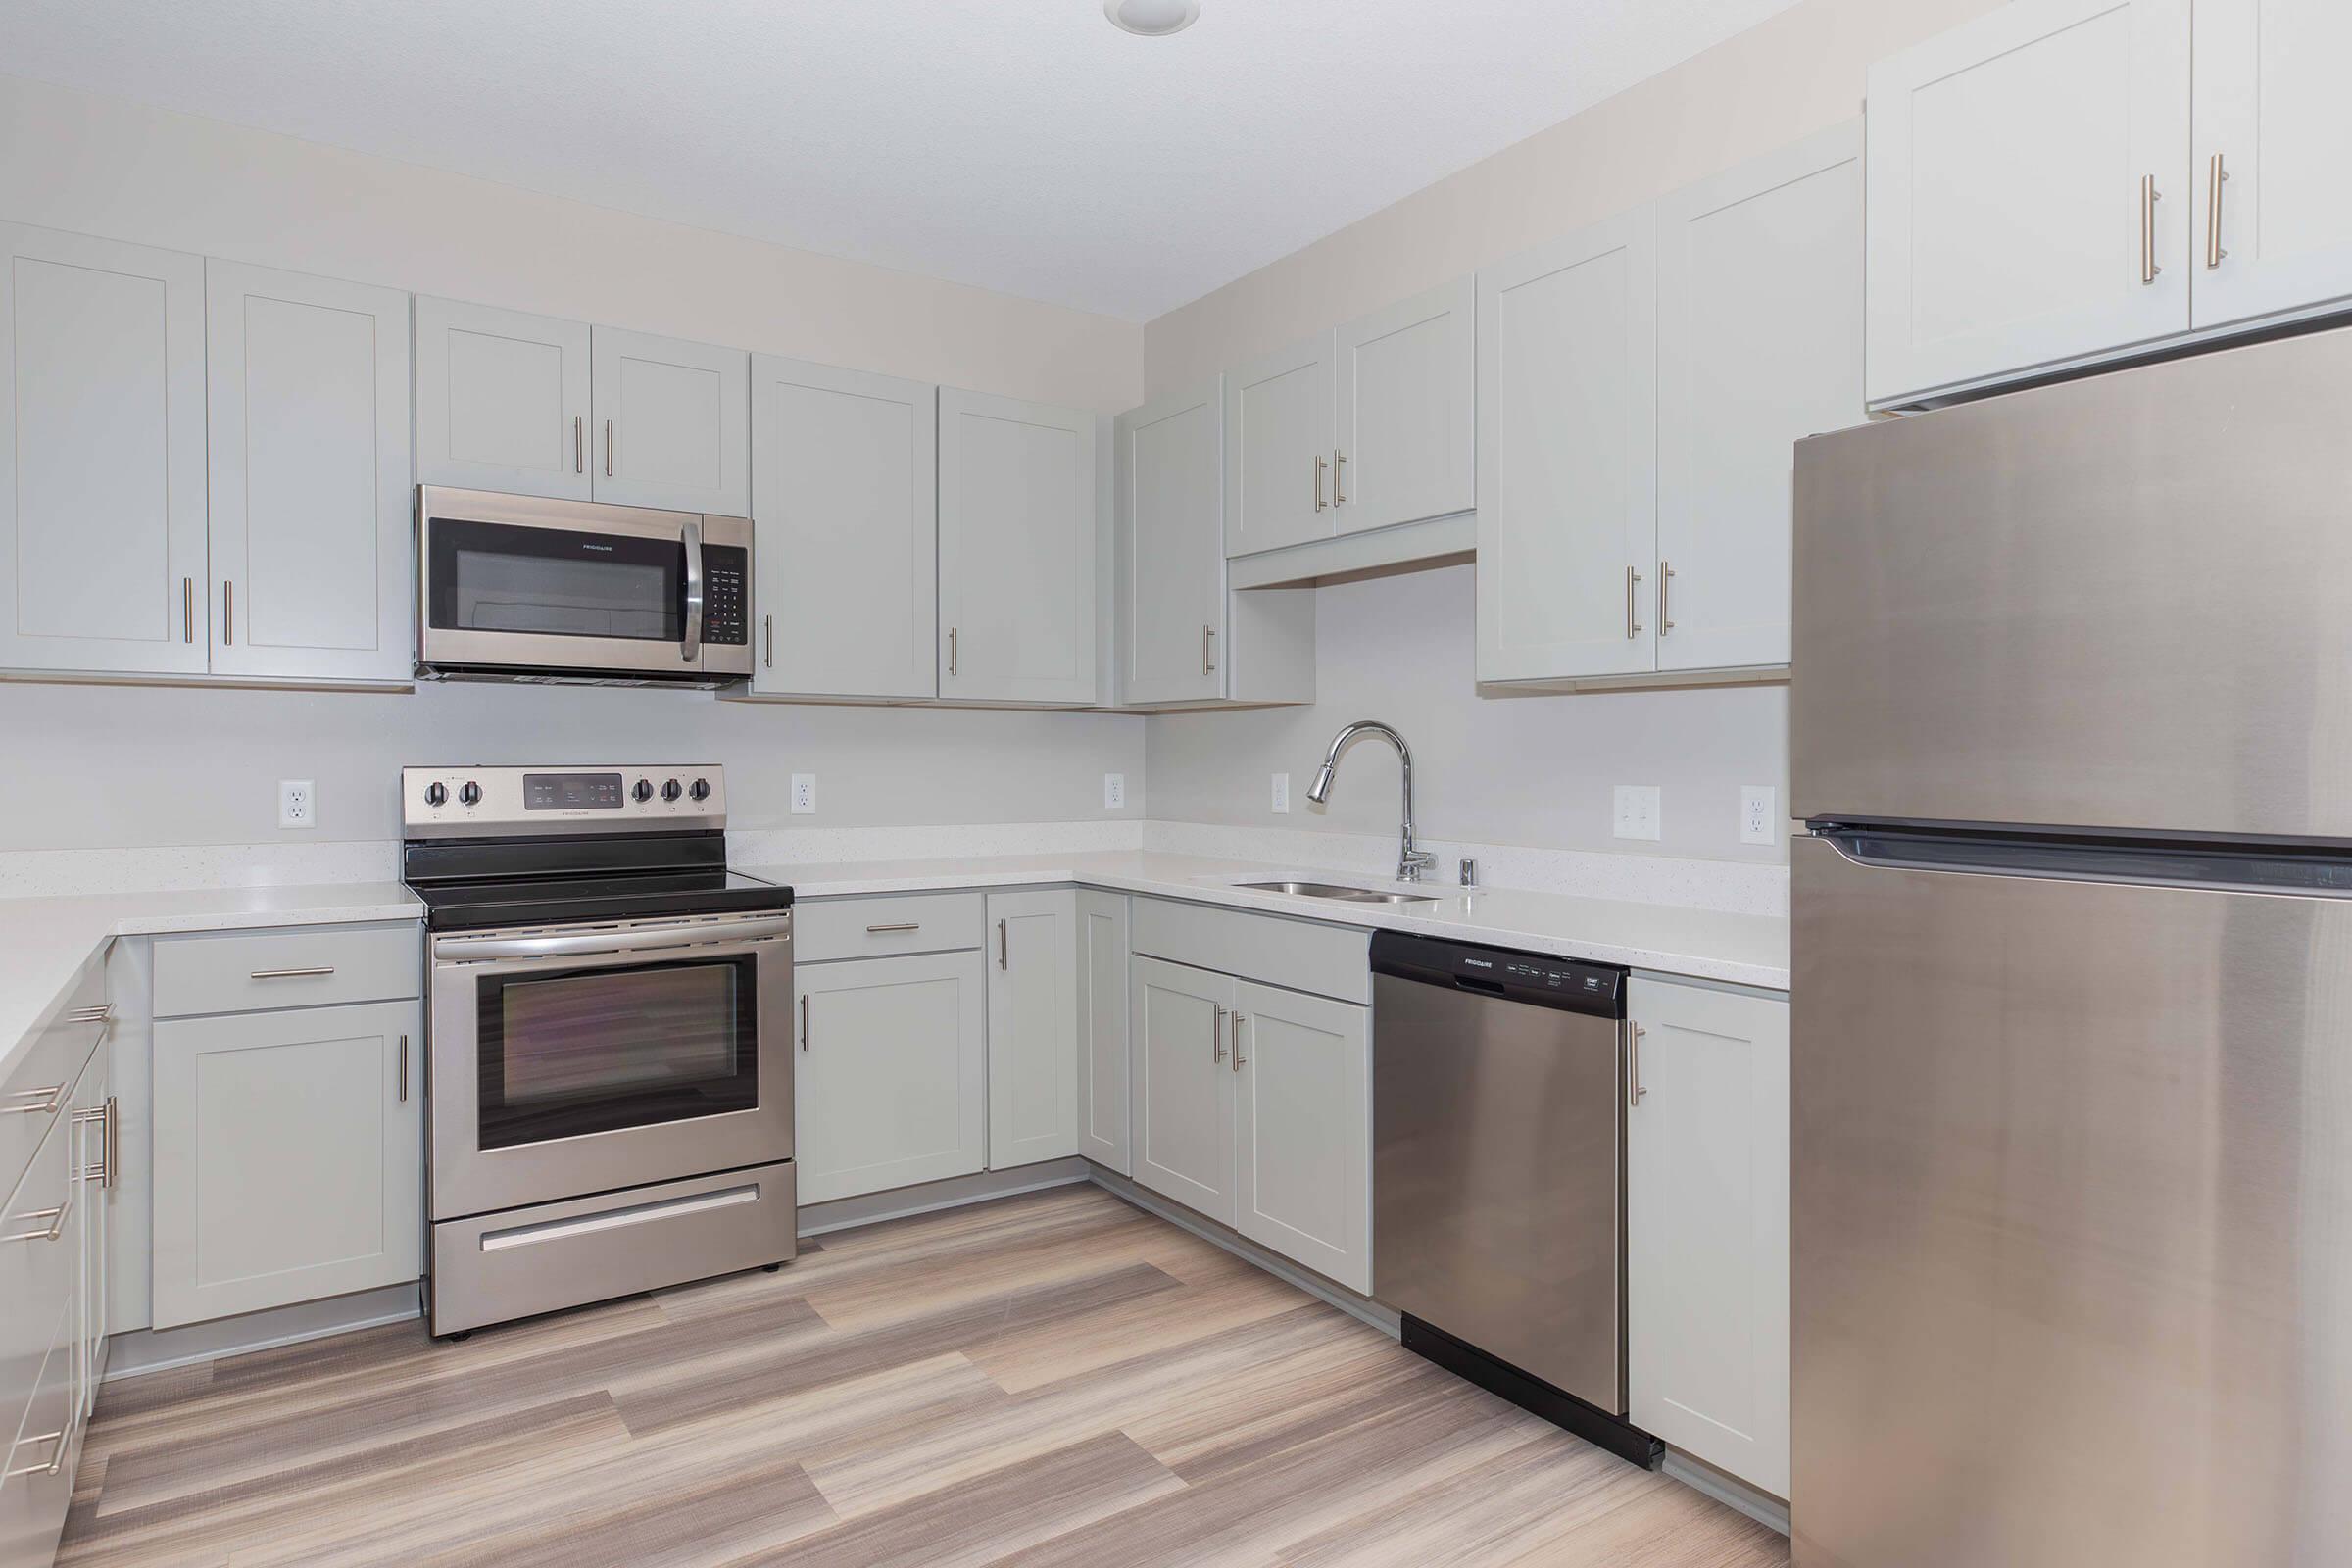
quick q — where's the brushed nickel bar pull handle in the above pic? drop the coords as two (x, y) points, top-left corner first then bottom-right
(3, 1199), (70, 1245)
(66, 1005), (110, 1023)
(2140, 174), (2162, 284)
(1625, 565), (1643, 638)
(183, 577), (194, 643)
(1659, 562), (1675, 634)
(1332, 449), (1347, 505)
(1231, 1013), (1247, 1072)
(1212, 1004), (1227, 1063)
(605, 418), (614, 477)
(865, 921), (920, 934)
(948, 626), (957, 677)
(5, 1426), (70, 1478)
(998, 918), (1009, 970)
(1629, 1022), (1646, 1108)
(2206, 153), (2229, 269)
(573, 415), (584, 473)
(799, 994), (810, 1052)
(398, 1034), (409, 1103)
(2, 1085), (67, 1116)
(1202, 624), (1216, 675)
(763, 613), (774, 669)
(1313, 455), (1327, 513)
(222, 580), (233, 645)
(104, 1095), (118, 1190)
(250, 966), (334, 980)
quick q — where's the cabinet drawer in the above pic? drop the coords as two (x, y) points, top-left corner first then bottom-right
(0, 954), (105, 1211)
(0, 1293), (78, 1568)
(153, 923), (420, 1017)
(1132, 897), (1371, 1004)
(794, 893), (985, 963)
(0, 1113), (75, 1457)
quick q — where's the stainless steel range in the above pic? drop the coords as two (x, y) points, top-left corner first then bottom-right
(401, 764), (795, 1337)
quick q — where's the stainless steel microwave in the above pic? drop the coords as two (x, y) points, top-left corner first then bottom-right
(416, 486), (753, 686)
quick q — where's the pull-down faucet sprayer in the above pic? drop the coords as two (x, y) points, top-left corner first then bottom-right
(1306, 719), (1437, 882)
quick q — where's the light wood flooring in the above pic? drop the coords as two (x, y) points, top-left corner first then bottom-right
(58, 1183), (1788, 1566)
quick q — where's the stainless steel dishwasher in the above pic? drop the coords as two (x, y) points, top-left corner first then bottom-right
(1371, 930), (1658, 1466)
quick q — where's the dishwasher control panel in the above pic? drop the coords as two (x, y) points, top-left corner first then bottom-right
(1369, 931), (1625, 1016)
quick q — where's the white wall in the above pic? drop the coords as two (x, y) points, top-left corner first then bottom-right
(1140, 0), (2004, 864)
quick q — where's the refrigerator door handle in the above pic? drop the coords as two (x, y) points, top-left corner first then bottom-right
(1810, 823), (2352, 900)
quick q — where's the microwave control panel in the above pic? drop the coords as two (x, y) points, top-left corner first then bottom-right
(702, 545), (749, 647)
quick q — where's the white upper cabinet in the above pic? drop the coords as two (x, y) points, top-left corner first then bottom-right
(1656, 122), (1863, 674)
(590, 325), (750, 515)
(1118, 378), (1225, 706)
(937, 388), (1098, 706)
(1224, 331), (1337, 558)
(1331, 277), (1475, 537)
(1476, 209), (1659, 683)
(0, 224), (209, 674)
(2190, 0), (2352, 330)
(1866, 0), (2193, 406)
(986, 889), (1081, 1171)
(750, 356), (937, 700)
(205, 262), (415, 683)
(414, 297), (593, 502)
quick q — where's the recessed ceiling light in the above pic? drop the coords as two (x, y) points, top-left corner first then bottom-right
(1103, 0), (1200, 37)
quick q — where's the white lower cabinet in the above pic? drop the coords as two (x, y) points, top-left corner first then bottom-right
(1073, 892), (1131, 1174)
(1128, 956), (1237, 1226)
(985, 891), (1080, 1170)
(1230, 979), (1370, 1295)
(150, 999), (423, 1330)
(1626, 978), (1790, 1497)
(794, 950), (988, 1204)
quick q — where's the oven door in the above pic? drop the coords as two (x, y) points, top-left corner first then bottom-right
(428, 911), (792, 1220)
(416, 486), (749, 679)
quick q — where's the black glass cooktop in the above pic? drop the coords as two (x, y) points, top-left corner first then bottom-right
(411, 868), (790, 932)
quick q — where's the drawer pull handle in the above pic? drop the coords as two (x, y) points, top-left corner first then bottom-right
(3, 1197), (71, 1244)
(3, 1085), (67, 1116)
(66, 1004), (110, 1023)
(5, 1423), (71, 1479)
(250, 966), (335, 980)
(864, 922), (920, 934)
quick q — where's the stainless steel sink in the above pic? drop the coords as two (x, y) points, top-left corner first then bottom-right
(1234, 880), (1439, 905)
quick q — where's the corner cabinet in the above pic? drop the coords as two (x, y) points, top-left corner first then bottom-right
(937, 389), (1098, 705)
(1627, 977), (1790, 1498)
(985, 890), (1081, 1170)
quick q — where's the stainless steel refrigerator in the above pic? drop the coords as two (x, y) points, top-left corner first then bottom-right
(1790, 327), (2352, 1567)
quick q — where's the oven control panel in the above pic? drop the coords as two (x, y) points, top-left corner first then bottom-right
(702, 545), (749, 647)
(402, 764), (727, 836)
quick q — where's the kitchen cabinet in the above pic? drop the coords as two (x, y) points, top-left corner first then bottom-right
(1073, 891), (1131, 1174)
(1627, 978), (1789, 1497)
(70, 1052), (113, 1419)
(1655, 122), (1863, 673)
(1223, 332), (1335, 558)
(936, 388), (1098, 705)
(749, 356), (937, 700)
(1128, 956), (1237, 1226)
(414, 297), (593, 502)
(793, 950), (988, 1204)
(1114, 376), (1315, 710)
(1476, 209), (1659, 683)
(0, 224), (209, 675)
(1865, 0), (2192, 406)
(150, 999), (423, 1330)
(1332, 277), (1475, 537)
(985, 890), (1080, 1170)
(205, 262), (415, 683)
(590, 325), (750, 515)
(2191, 0), (2352, 331)
(1230, 978), (1370, 1294)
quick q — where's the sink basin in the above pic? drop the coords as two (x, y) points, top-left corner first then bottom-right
(1234, 880), (1439, 905)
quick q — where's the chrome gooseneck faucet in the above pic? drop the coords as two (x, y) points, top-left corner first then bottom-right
(1305, 719), (1437, 882)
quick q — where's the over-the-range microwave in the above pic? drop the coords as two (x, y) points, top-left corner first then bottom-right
(416, 486), (753, 687)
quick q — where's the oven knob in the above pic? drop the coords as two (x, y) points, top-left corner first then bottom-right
(689, 777), (711, 802)
(423, 782), (448, 807)
(661, 778), (683, 803)
(459, 781), (482, 807)
(632, 778), (654, 803)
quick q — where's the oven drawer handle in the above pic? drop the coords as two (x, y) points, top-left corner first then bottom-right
(250, 966), (335, 980)
(865, 922), (920, 934)
(478, 1184), (760, 1252)
(433, 913), (794, 962)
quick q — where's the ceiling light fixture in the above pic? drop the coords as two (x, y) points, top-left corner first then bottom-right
(1103, 0), (1200, 37)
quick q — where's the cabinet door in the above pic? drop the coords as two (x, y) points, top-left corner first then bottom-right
(1118, 377), (1225, 705)
(1865, 0), (2192, 405)
(205, 262), (415, 682)
(986, 890), (1080, 1170)
(1627, 979), (1790, 1497)
(591, 325), (750, 514)
(1332, 278), (1475, 537)
(2192, 0), (2352, 330)
(151, 1001), (423, 1329)
(70, 1050), (111, 1413)
(1231, 979), (1369, 1294)
(794, 951), (987, 1204)
(750, 356), (936, 699)
(1656, 123), (1863, 674)
(414, 297), (592, 501)
(1074, 891), (1131, 1173)
(1476, 211), (1659, 682)
(937, 389), (1097, 705)
(1128, 956), (1235, 1226)
(0, 224), (208, 674)
(1223, 331), (1335, 557)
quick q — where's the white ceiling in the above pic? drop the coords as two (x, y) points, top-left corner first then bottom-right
(0, 0), (1802, 321)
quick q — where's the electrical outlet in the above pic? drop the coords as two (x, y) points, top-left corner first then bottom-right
(278, 779), (316, 830)
(1271, 772), (1290, 813)
(1612, 785), (1661, 842)
(1103, 772), (1126, 809)
(1740, 785), (1778, 846)
(790, 774), (816, 814)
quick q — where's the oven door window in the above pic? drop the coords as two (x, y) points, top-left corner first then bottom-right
(427, 516), (683, 642)
(475, 956), (757, 1149)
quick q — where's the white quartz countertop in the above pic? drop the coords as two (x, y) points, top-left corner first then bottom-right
(0, 882), (419, 1079)
(746, 850), (1790, 992)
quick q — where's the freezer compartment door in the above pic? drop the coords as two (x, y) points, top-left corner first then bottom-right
(1791, 324), (2352, 839)
(1791, 833), (2352, 1568)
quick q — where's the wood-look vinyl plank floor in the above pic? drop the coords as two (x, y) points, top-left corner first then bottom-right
(57, 1183), (1788, 1567)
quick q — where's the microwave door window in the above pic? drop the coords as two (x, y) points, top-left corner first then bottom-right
(428, 517), (682, 642)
